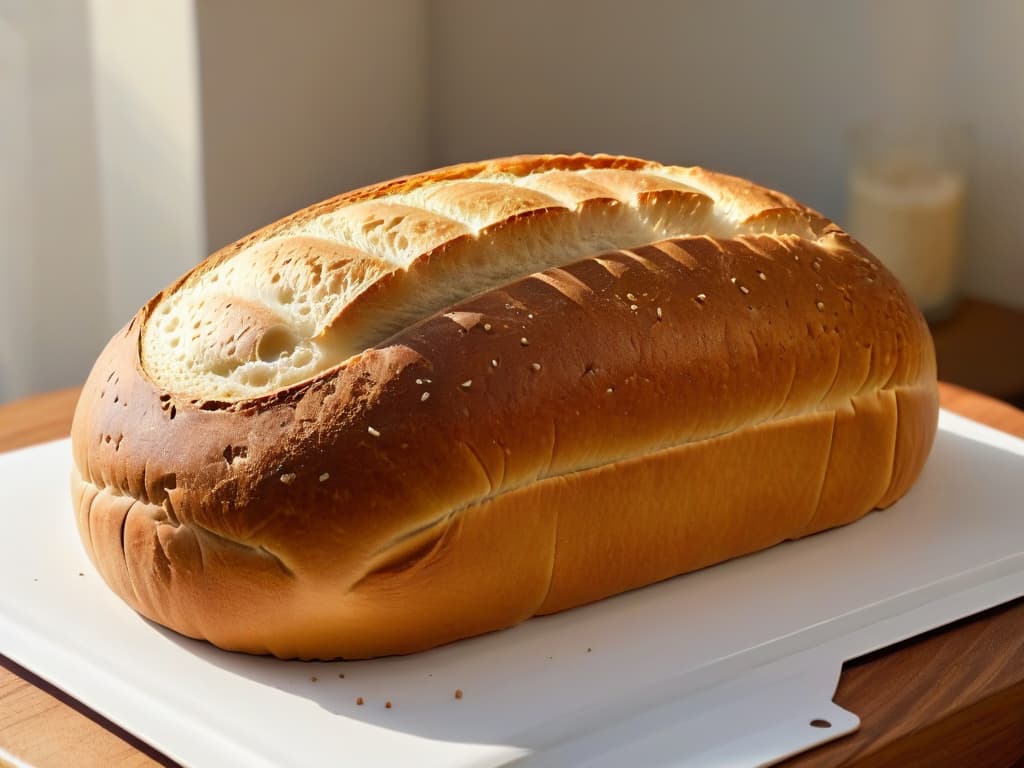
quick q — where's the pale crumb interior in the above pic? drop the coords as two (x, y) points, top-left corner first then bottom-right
(141, 166), (810, 401)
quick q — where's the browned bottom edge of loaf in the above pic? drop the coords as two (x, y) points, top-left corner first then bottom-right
(73, 383), (936, 660)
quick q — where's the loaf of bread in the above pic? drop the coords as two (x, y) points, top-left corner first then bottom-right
(70, 154), (938, 659)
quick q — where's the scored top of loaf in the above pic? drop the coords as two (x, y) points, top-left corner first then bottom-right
(141, 154), (832, 401)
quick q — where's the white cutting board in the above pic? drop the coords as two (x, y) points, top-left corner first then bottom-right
(1, 410), (1022, 767)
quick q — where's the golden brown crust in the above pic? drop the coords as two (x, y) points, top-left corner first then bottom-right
(71, 154), (938, 659)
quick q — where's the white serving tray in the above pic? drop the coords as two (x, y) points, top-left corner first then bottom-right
(1, 410), (1022, 767)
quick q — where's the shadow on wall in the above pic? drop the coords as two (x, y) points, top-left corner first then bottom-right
(0, 10), (33, 400)
(0, 1), (206, 404)
(194, 0), (431, 252)
(0, 2), (106, 402)
(89, 0), (207, 339)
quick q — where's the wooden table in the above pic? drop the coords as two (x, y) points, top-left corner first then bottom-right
(1, 385), (1023, 767)
(931, 298), (1024, 408)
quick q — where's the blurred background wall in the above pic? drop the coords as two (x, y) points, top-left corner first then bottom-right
(1, 0), (1021, 403)
(195, 0), (430, 253)
(429, 0), (1023, 311)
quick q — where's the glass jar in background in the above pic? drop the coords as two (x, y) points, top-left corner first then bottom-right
(846, 121), (970, 324)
